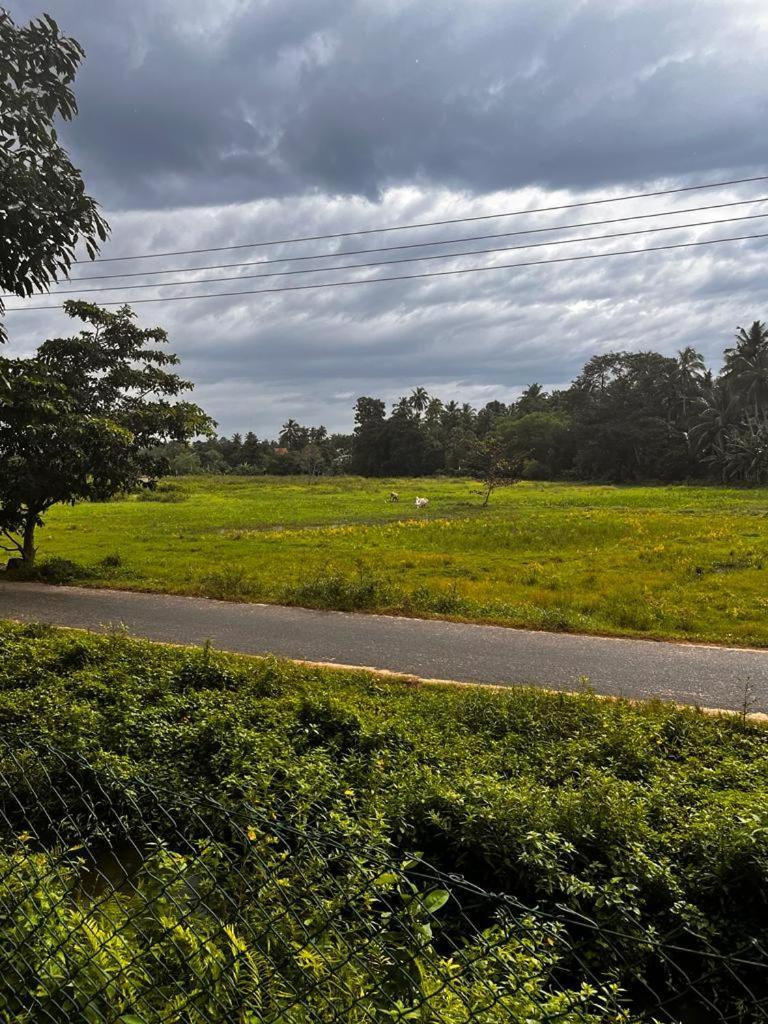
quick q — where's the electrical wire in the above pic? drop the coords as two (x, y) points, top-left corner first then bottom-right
(73, 173), (768, 264)
(49, 194), (768, 285)
(23, 210), (768, 297)
(7, 229), (767, 311)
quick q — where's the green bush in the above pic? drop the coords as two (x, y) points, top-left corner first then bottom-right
(280, 565), (395, 611)
(36, 557), (98, 584)
(0, 622), (765, 1019)
(135, 481), (190, 502)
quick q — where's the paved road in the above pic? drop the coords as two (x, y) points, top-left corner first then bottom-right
(1, 581), (767, 713)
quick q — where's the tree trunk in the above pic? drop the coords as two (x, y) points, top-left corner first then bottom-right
(21, 515), (37, 565)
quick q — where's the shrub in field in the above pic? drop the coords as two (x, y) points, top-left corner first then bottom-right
(6, 555), (97, 584)
(280, 565), (395, 611)
(135, 481), (190, 503)
(199, 565), (256, 600)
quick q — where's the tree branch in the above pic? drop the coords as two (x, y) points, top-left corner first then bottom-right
(0, 529), (23, 556)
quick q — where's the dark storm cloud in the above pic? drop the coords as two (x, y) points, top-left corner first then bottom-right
(9, 0), (768, 208)
(5, 0), (768, 434)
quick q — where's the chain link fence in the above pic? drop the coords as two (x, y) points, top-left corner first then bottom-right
(0, 736), (765, 1023)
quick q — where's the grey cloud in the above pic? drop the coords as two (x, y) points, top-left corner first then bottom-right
(10, 0), (768, 208)
(5, 0), (768, 434)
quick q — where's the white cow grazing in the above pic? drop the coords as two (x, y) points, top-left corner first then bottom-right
(415, 497), (429, 508)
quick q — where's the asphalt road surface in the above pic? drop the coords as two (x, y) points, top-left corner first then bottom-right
(1, 581), (767, 713)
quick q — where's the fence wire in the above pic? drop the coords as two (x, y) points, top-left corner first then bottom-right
(0, 736), (764, 1023)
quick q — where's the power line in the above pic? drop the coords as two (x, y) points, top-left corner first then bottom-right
(51, 195), (768, 285)
(23, 211), (768, 297)
(74, 174), (768, 264)
(8, 230), (767, 311)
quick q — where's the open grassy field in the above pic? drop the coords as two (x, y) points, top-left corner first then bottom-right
(27, 475), (768, 646)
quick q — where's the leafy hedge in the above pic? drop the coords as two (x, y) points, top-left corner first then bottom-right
(0, 622), (766, 1020)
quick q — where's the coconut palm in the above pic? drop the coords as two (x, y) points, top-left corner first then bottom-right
(726, 321), (768, 363)
(722, 321), (768, 415)
(734, 346), (768, 418)
(689, 384), (739, 457)
(675, 347), (706, 424)
(408, 387), (430, 413)
(712, 413), (768, 484)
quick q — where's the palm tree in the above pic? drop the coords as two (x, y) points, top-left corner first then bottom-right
(689, 384), (738, 457)
(408, 387), (429, 413)
(279, 418), (304, 450)
(517, 382), (546, 415)
(675, 347), (706, 423)
(727, 321), (768, 363)
(425, 397), (443, 421)
(709, 412), (768, 484)
(734, 347), (768, 418)
(722, 321), (768, 415)
(441, 400), (461, 428)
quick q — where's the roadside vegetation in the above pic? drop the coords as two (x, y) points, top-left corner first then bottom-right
(17, 475), (768, 647)
(0, 622), (765, 1020)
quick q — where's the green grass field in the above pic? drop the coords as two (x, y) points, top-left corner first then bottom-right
(28, 475), (768, 646)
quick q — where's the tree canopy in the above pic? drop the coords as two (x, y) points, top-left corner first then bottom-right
(0, 301), (213, 563)
(0, 10), (108, 340)
(168, 319), (768, 488)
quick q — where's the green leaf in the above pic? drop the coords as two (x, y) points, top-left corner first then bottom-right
(423, 888), (450, 914)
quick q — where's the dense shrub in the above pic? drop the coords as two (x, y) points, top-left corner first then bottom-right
(0, 622), (765, 1018)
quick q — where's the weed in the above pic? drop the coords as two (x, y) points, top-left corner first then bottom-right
(136, 481), (189, 503)
(281, 565), (393, 611)
(199, 566), (256, 600)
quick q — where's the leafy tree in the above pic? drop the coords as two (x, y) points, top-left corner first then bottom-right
(131, 316), (768, 486)
(0, 11), (108, 340)
(163, 442), (204, 476)
(241, 431), (265, 467)
(299, 442), (329, 481)
(351, 397), (387, 475)
(463, 437), (526, 506)
(383, 399), (428, 475)
(567, 352), (686, 481)
(0, 301), (213, 564)
(497, 411), (573, 479)
(475, 400), (508, 437)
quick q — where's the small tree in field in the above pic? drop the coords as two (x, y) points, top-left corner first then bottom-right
(299, 443), (328, 482)
(464, 437), (526, 506)
(0, 301), (214, 565)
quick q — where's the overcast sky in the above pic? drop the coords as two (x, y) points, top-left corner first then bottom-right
(6, 0), (768, 434)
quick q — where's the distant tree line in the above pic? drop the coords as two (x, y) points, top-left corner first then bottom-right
(163, 321), (768, 485)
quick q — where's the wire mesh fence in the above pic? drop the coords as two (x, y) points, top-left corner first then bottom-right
(0, 735), (765, 1023)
